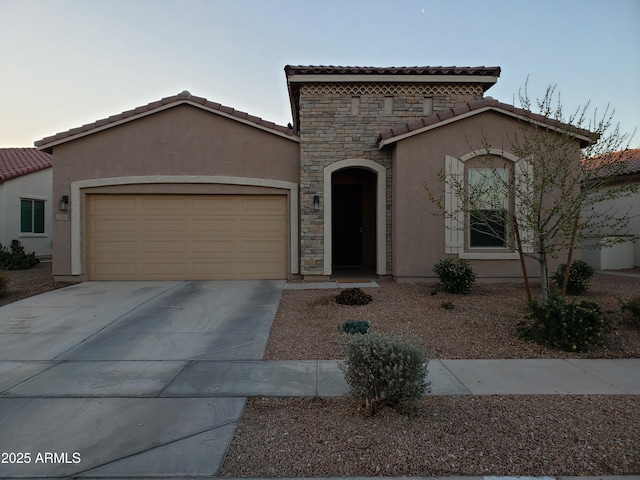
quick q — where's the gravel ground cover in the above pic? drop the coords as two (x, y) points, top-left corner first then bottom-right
(224, 274), (640, 477)
(266, 275), (640, 360)
(2, 266), (639, 476)
(0, 262), (76, 307)
(220, 395), (639, 477)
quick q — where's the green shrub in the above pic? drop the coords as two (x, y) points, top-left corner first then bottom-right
(335, 287), (373, 306)
(0, 270), (8, 298)
(440, 301), (454, 310)
(620, 297), (640, 323)
(339, 331), (430, 415)
(518, 293), (612, 352)
(551, 259), (595, 295)
(0, 240), (39, 270)
(339, 319), (371, 335)
(433, 258), (476, 294)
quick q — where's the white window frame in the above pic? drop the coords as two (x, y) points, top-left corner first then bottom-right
(467, 167), (509, 249)
(444, 149), (533, 260)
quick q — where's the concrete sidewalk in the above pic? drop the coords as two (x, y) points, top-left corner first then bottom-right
(144, 358), (640, 397)
(4, 358), (638, 398)
(1, 279), (638, 479)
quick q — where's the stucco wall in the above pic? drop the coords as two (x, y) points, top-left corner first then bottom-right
(0, 168), (53, 257)
(581, 181), (640, 268)
(50, 104), (300, 278)
(391, 110), (581, 281)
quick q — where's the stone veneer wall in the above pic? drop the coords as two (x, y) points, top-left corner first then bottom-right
(298, 82), (484, 276)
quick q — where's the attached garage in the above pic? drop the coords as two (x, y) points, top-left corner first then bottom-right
(86, 194), (288, 280)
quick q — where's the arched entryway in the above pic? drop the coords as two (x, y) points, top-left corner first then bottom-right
(332, 168), (377, 270)
(323, 159), (387, 276)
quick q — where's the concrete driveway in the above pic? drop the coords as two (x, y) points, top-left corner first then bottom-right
(0, 279), (285, 478)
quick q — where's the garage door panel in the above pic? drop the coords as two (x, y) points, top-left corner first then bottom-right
(142, 262), (187, 276)
(240, 239), (285, 255)
(92, 197), (137, 212)
(241, 196), (285, 212)
(93, 262), (137, 277)
(91, 218), (137, 234)
(142, 218), (187, 232)
(240, 217), (286, 235)
(192, 261), (237, 276)
(93, 240), (137, 254)
(142, 240), (187, 254)
(87, 194), (287, 280)
(193, 218), (238, 234)
(141, 196), (189, 212)
(191, 196), (237, 212)
(192, 240), (236, 254)
(241, 261), (286, 276)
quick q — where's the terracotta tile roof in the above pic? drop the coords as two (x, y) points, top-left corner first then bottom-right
(284, 65), (501, 77)
(377, 97), (595, 148)
(35, 91), (296, 152)
(0, 148), (52, 183)
(285, 65), (501, 133)
(582, 148), (640, 177)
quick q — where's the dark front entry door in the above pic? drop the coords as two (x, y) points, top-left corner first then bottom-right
(332, 184), (362, 266)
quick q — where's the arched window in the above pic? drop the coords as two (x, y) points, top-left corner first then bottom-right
(444, 149), (533, 259)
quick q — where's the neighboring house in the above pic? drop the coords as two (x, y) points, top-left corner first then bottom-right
(35, 65), (590, 282)
(0, 148), (53, 258)
(581, 148), (640, 270)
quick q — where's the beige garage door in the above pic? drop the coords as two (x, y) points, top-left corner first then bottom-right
(86, 194), (287, 280)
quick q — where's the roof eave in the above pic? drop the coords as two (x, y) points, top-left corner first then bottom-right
(286, 73), (499, 87)
(378, 106), (594, 149)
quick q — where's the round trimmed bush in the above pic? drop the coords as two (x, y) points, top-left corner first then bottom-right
(339, 331), (430, 415)
(433, 258), (476, 294)
(551, 259), (595, 295)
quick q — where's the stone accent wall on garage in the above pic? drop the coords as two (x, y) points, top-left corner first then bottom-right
(298, 82), (485, 276)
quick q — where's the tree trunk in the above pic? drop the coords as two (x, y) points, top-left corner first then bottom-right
(562, 211), (582, 297)
(539, 239), (549, 303)
(513, 215), (532, 301)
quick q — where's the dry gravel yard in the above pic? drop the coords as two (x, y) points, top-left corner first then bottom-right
(223, 274), (640, 477)
(0, 262), (76, 307)
(2, 266), (639, 476)
(266, 274), (640, 360)
(221, 395), (639, 477)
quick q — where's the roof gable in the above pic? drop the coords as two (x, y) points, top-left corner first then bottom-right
(0, 148), (52, 182)
(35, 91), (298, 152)
(377, 97), (595, 149)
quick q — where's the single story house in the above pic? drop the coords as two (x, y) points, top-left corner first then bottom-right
(35, 65), (591, 282)
(581, 148), (640, 270)
(0, 148), (53, 258)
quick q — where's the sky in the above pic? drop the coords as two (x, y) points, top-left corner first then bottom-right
(1, 0), (639, 148)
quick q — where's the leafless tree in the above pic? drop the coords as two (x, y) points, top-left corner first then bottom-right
(427, 81), (637, 302)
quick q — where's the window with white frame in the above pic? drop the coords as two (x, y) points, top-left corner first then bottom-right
(468, 168), (509, 248)
(20, 198), (45, 234)
(444, 151), (533, 258)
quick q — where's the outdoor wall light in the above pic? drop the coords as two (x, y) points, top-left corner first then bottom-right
(59, 195), (69, 211)
(313, 195), (320, 208)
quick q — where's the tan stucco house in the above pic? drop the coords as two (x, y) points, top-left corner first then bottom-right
(0, 148), (53, 258)
(35, 65), (590, 282)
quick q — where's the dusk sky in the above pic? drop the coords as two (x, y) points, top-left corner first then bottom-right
(1, 0), (638, 148)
